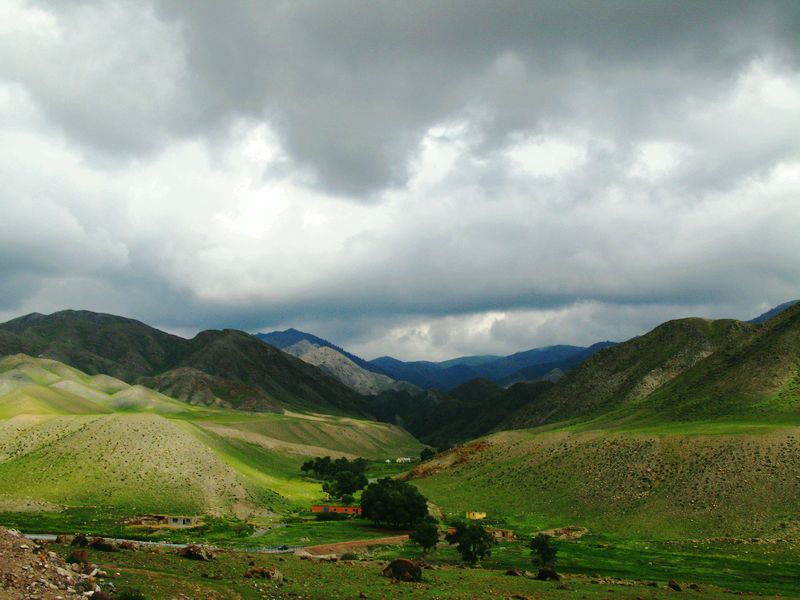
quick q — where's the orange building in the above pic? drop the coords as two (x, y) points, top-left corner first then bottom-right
(310, 505), (362, 515)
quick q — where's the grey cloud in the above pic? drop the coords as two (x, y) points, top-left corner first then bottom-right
(7, 0), (798, 196)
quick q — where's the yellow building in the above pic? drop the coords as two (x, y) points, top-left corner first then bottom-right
(466, 511), (486, 520)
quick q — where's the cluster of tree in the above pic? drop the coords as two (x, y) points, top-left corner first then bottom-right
(301, 456), (368, 504)
(360, 477), (429, 528)
(445, 520), (495, 563)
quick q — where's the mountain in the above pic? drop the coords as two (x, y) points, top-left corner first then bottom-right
(505, 303), (800, 429)
(256, 328), (417, 395)
(370, 378), (554, 447)
(749, 299), (800, 324)
(370, 342), (616, 390)
(0, 310), (369, 417)
(406, 303), (800, 540)
(256, 328), (387, 375)
(0, 354), (421, 516)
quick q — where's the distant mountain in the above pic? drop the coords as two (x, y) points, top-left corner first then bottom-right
(0, 310), (369, 417)
(749, 299), (800, 324)
(370, 378), (553, 447)
(257, 328), (416, 395)
(256, 328), (387, 375)
(370, 342), (616, 390)
(504, 302), (800, 429)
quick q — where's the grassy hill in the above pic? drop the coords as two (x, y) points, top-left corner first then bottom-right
(407, 305), (800, 539)
(503, 303), (800, 429)
(409, 424), (800, 539)
(0, 355), (421, 518)
(0, 310), (369, 416)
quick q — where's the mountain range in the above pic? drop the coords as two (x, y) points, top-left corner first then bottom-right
(0, 311), (368, 417)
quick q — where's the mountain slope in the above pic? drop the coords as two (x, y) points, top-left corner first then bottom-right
(504, 317), (753, 428)
(371, 342), (616, 390)
(285, 343), (418, 395)
(257, 328), (417, 395)
(0, 311), (368, 416)
(256, 328), (388, 376)
(0, 355), (422, 516)
(749, 299), (800, 324)
(505, 304), (800, 429)
(408, 426), (800, 539)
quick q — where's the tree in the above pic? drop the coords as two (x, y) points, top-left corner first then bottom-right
(410, 516), (440, 553)
(445, 521), (494, 564)
(419, 448), (436, 461)
(360, 478), (428, 528)
(529, 533), (557, 567)
(322, 470), (368, 502)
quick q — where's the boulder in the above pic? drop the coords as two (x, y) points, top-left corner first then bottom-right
(177, 544), (215, 561)
(668, 579), (683, 592)
(89, 538), (118, 552)
(381, 558), (422, 582)
(71, 534), (89, 547)
(505, 568), (525, 576)
(536, 566), (561, 581)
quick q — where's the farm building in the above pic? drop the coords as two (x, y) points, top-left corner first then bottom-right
(126, 515), (200, 528)
(310, 504), (362, 515)
(489, 528), (515, 541)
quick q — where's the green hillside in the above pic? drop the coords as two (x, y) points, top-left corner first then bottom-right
(409, 425), (800, 539)
(0, 355), (421, 517)
(504, 304), (800, 429)
(0, 310), (368, 416)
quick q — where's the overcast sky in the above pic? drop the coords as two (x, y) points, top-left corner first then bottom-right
(1, 1), (799, 360)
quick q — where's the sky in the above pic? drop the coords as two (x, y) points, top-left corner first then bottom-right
(1, 1), (799, 361)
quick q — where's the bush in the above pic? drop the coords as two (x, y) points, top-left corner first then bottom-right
(360, 478), (428, 528)
(529, 533), (557, 567)
(410, 516), (440, 552)
(117, 590), (146, 600)
(420, 448), (436, 461)
(445, 521), (494, 564)
(340, 552), (359, 560)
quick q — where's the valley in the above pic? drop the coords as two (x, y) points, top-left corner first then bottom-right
(1, 305), (799, 598)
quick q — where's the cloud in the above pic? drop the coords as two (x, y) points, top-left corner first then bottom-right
(0, 1), (798, 359)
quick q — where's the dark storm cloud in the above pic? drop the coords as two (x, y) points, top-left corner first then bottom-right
(1, 0), (799, 359)
(12, 0), (799, 196)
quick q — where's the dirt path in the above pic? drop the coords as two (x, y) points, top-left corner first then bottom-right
(304, 534), (409, 555)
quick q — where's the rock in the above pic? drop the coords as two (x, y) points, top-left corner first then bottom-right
(359, 593), (368, 599)
(688, 583), (702, 592)
(505, 568), (525, 576)
(536, 566), (561, 581)
(56, 535), (69, 544)
(71, 535), (89, 548)
(381, 558), (422, 582)
(668, 579), (683, 592)
(177, 544), (215, 561)
(88, 538), (117, 552)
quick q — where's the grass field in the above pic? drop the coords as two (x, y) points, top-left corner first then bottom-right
(410, 424), (800, 539)
(0, 354), (422, 529)
(42, 538), (800, 599)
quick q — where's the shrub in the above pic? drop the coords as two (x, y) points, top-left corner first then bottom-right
(360, 478), (428, 528)
(445, 521), (494, 564)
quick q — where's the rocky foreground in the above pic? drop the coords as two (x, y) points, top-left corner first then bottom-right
(0, 527), (110, 599)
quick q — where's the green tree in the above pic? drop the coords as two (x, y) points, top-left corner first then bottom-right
(419, 447), (436, 461)
(360, 478), (428, 528)
(445, 521), (494, 564)
(410, 516), (440, 553)
(321, 470), (368, 501)
(529, 533), (557, 567)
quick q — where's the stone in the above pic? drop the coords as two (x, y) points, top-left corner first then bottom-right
(381, 559), (422, 582)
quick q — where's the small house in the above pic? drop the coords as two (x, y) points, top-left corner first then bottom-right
(310, 504), (362, 515)
(126, 514), (200, 528)
(489, 528), (515, 541)
(395, 457), (412, 464)
(466, 511), (486, 520)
